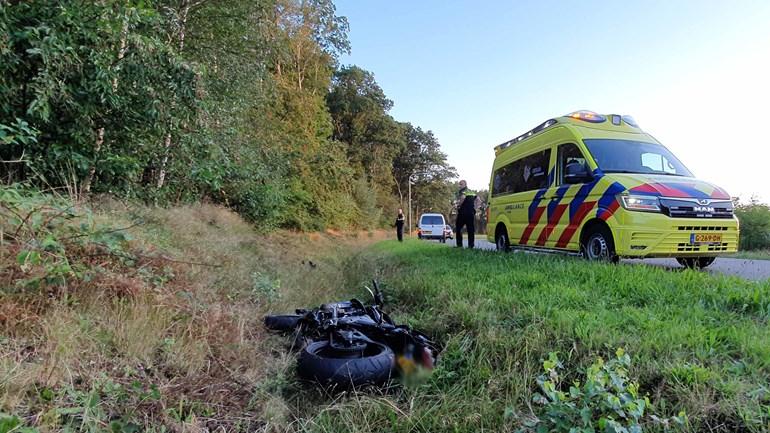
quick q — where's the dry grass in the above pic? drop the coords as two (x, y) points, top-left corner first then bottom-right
(1, 191), (390, 431)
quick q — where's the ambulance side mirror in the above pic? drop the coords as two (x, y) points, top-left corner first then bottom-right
(564, 162), (591, 184)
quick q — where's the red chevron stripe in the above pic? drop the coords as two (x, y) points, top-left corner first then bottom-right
(710, 187), (730, 200)
(519, 206), (545, 245)
(630, 183), (690, 198)
(536, 203), (568, 246)
(555, 201), (596, 248)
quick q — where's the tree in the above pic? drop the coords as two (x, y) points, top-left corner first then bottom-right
(392, 123), (457, 219)
(1, 0), (459, 232)
(326, 65), (407, 223)
(0, 1), (196, 196)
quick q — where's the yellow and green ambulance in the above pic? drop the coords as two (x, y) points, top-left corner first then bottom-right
(486, 111), (739, 268)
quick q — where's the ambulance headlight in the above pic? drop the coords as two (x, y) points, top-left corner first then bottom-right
(618, 194), (661, 212)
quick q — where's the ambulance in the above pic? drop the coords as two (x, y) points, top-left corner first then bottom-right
(486, 111), (739, 268)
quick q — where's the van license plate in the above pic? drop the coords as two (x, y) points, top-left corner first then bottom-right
(423, 231), (431, 235)
(690, 233), (722, 245)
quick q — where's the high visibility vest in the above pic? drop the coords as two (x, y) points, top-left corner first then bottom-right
(458, 188), (477, 214)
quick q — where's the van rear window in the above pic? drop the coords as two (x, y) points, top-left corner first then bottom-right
(420, 215), (443, 225)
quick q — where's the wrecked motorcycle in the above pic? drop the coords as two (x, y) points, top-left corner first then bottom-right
(264, 281), (439, 387)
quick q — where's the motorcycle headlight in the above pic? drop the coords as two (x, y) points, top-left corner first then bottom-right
(618, 194), (661, 212)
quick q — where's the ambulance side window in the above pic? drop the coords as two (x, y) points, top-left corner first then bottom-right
(492, 149), (551, 197)
(557, 143), (588, 185)
(520, 149), (551, 191)
(492, 161), (519, 197)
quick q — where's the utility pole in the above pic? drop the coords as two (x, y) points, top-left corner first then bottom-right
(408, 176), (412, 236)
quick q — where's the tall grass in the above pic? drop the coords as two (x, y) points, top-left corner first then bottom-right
(1, 188), (389, 431)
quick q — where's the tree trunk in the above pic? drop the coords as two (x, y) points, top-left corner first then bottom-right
(83, 11), (129, 195)
(156, 132), (172, 188)
(157, 0), (192, 189)
(81, 127), (105, 195)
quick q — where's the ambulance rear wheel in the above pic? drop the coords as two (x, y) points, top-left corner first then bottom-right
(581, 225), (618, 263)
(495, 226), (510, 252)
(676, 257), (715, 269)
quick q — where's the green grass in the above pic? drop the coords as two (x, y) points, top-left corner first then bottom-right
(295, 240), (770, 433)
(4, 188), (769, 432)
(728, 250), (770, 260)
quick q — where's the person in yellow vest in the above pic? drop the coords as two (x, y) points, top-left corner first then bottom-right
(454, 180), (480, 248)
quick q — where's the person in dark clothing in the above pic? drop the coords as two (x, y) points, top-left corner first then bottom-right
(395, 208), (405, 242)
(455, 180), (480, 248)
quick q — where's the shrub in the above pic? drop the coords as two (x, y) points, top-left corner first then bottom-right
(734, 198), (770, 250)
(1, 185), (133, 292)
(527, 349), (687, 433)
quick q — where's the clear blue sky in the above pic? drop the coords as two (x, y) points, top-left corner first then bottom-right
(336, 0), (770, 201)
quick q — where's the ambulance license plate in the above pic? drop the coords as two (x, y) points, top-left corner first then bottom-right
(690, 233), (722, 245)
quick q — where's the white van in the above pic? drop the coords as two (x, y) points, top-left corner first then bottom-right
(417, 213), (448, 243)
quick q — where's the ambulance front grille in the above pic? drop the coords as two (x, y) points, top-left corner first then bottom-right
(677, 242), (729, 252)
(660, 198), (734, 219)
(677, 226), (729, 231)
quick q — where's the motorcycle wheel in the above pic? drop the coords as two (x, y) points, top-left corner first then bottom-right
(264, 314), (302, 331)
(298, 340), (395, 387)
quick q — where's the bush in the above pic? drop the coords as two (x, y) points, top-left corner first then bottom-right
(735, 198), (770, 250)
(527, 350), (686, 433)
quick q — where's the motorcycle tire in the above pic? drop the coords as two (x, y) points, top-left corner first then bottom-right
(264, 314), (302, 331)
(298, 340), (395, 387)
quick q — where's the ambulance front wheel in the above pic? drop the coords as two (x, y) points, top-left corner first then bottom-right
(581, 223), (618, 263)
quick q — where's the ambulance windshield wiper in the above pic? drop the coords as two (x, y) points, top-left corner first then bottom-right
(603, 169), (685, 176)
(645, 171), (686, 176)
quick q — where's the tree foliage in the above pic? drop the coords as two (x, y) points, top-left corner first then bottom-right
(0, 0), (456, 230)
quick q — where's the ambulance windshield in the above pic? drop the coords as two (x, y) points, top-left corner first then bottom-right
(583, 139), (693, 177)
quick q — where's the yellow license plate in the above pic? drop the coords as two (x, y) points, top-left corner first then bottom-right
(690, 233), (722, 244)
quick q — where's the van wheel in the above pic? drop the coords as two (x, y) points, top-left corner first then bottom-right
(677, 257), (715, 269)
(495, 229), (510, 252)
(581, 225), (618, 263)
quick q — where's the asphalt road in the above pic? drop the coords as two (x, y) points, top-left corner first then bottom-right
(444, 238), (770, 281)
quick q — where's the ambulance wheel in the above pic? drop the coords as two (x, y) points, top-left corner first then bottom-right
(676, 257), (715, 269)
(495, 226), (510, 252)
(581, 224), (618, 263)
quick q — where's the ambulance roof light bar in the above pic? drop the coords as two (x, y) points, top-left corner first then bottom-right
(567, 110), (606, 123)
(494, 118), (557, 154)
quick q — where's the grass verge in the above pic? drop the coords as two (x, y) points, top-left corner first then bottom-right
(295, 240), (770, 433)
(3, 186), (769, 432)
(1, 187), (388, 432)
